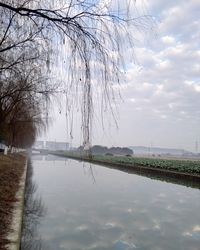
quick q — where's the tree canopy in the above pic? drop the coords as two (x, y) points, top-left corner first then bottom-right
(0, 0), (153, 148)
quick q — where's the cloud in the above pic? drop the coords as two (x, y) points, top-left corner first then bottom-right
(121, 2), (200, 119)
(161, 36), (175, 45)
(40, 0), (200, 151)
(97, 0), (199, 150)
(193, 225), (200, 232)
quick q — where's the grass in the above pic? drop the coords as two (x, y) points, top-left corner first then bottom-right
(0, 153), (26, 250)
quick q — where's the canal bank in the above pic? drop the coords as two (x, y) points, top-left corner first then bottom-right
(51, 152), (200, 185)
(0, 154), (27, 250)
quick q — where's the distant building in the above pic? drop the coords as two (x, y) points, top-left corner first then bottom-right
(34, 141), (69, 151)
(34, 141), (44, 149)
(45, 141), (69, 151)
(55, 142), (69, 151)
(45, 141), (56, 150)
(129, 146), (192, 156)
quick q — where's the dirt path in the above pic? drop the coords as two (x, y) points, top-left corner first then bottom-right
(0, 153), (26, 250)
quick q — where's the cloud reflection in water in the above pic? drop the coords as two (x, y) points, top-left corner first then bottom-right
(21, 157), (200, 250)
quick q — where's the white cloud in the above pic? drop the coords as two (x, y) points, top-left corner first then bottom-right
(194, 85), (200, 92)
(193, 225), (200, 232)
(161, 35), (175, 44)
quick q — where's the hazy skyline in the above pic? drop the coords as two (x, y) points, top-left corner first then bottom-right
(39, 1), (200, 152)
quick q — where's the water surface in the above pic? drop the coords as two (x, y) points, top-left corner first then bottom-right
(20, 155), (200, 250)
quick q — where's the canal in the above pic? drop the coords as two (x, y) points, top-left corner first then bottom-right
(20, 155), (200, 250)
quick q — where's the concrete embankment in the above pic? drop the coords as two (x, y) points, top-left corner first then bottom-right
(5, 160), (27, 250)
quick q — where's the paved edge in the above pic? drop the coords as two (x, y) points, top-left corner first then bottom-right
(6, 159), (28, 250)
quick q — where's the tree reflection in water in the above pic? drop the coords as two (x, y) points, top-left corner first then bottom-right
(82, 162), (96, 184)
(20, 160), (46, 250)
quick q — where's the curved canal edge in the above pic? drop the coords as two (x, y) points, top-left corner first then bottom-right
(6, 160), (28, 250)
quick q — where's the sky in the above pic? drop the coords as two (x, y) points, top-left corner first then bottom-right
(39, 0), (200, 152)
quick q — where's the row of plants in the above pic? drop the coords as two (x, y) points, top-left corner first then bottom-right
(91, 155), (200, 174)
(57, 151), (200, 174)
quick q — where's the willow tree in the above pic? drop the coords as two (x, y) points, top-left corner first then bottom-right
(0, 0), (153, 148)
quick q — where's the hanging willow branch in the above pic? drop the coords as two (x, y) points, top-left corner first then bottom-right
(0, 0), (154, 148)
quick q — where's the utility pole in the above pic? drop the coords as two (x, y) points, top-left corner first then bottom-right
(195, 140), (198, 153)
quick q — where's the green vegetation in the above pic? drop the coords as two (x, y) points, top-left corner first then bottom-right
(93, 155), (200, 174)
(55, 151), (200, 175)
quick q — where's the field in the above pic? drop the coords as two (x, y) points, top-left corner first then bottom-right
(92, 155), (200, 174)
(55, 151), (200, 175)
